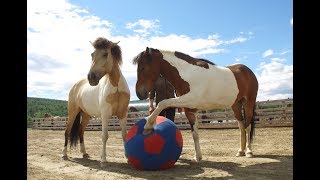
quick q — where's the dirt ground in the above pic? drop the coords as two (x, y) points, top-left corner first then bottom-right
(27, 127), (292, 180)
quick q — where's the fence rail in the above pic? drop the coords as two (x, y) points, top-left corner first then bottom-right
(32, 98), (293, 130)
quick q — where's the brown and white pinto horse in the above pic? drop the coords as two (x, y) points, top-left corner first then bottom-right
(62, 37), (130, 167)
(133, 47), (258, 162)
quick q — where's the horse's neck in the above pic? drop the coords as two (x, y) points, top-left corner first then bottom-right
(159, 61), (183, 94)
(159, 51), (199, 96)
(108, 64), (121, 87)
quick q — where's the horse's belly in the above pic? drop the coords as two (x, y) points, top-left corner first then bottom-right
(196, 100), (234, 110)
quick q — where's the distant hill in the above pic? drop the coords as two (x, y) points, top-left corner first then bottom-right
(27, 97), (68, 118)
(27, 97), (68, 127)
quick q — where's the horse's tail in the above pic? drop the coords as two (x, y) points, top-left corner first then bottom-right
(70, 112), (81, 148)
(249, 104), (256, 143)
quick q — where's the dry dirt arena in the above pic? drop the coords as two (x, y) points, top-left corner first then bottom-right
(27, 127), (292, 180)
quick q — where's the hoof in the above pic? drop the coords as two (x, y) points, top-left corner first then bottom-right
(236, 151), (245, 157)
(83, 153), (90, 159)
(142, 129), (153, 135)
(246, 152), (253, 158)
(144, 124), (154, 130)
(192, 155), (202, 162)
(62, 155), (68, 160)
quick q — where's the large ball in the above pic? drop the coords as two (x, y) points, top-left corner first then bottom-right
(125, 116), (183, 170)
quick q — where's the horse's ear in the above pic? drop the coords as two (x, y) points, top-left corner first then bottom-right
(112, 41), (120, 47)
(111, 41), (121, 61)
(145, 47), (153, 62)
(146, 47), (153, 54)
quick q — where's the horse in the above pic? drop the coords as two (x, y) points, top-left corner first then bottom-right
(62, 37), (130, 167)
(128, 106), (139, 113)
(132, 47), (258, 162)
(43, 113), (52, 118)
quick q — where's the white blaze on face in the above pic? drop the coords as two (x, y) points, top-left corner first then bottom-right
(160, 50), (239, 109)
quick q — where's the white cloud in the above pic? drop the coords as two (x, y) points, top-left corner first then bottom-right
(27, 0), (115, 100)
(223, 37), (247, 45)
(256, 59), (293, 101)
(270, 57), (286, 62)
(126, 19), (160, 36)
(208, 34), (220, 40)
(28, 0), (249, 101)
(262, 49), (273, 58)
(233, 56), (247, 63)
(149, 34), (224, 56)
(290, 18), (293, 27)
(280, 50), (290, 55)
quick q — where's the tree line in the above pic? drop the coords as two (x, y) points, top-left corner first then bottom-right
(27, 97), (68, 127)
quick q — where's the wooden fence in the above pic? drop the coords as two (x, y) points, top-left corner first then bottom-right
(32, 98), (293, 130)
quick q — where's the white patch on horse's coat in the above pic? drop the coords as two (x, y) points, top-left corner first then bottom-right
(161, 50), (239, 110)
(79, 74), (129, 117)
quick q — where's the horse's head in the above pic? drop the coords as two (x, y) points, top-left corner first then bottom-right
(88, 37), (122, 86)
(133, 47), (163, 100)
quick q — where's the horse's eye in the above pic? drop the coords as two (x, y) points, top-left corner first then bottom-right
(103, 53), (108, 57)
(138, 66), (144, 71)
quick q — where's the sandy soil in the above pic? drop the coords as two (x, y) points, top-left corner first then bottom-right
(27, 127), (292, 180)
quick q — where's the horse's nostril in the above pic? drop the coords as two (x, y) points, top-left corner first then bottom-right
(88, 73), (96, 80)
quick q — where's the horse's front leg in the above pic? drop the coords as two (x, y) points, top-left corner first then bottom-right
(100, 113), (111, 167)
(119, 117), (127, 156)
(144, 106), (163, 128)
(143, 99), (172, 134)
(144, 97), (187, 134)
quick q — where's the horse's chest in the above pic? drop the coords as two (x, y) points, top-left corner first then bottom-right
(80, 92), (101, 116)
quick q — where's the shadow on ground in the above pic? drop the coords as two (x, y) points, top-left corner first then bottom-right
(69, 154), (292, 179)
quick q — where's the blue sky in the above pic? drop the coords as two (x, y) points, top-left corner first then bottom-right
(27, 0), (293, 101)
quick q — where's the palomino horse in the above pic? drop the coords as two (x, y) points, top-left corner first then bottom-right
(62, 37), (130, 167)
(133, 47), (258, 162)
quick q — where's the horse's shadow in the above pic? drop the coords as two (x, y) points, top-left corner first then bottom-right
(68, 154), (292, 179)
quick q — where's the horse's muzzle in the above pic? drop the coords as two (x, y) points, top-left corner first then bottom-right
(136, 86), (148, 100)
(88, 73), (99, 86)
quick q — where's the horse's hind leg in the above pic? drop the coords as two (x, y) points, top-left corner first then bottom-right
(232, 101), (246, 157)
(79, 113), (91, 158)
(243, 98), (256, 157)
(62, 107), (80, 159)
(185, 110), (202, 162)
